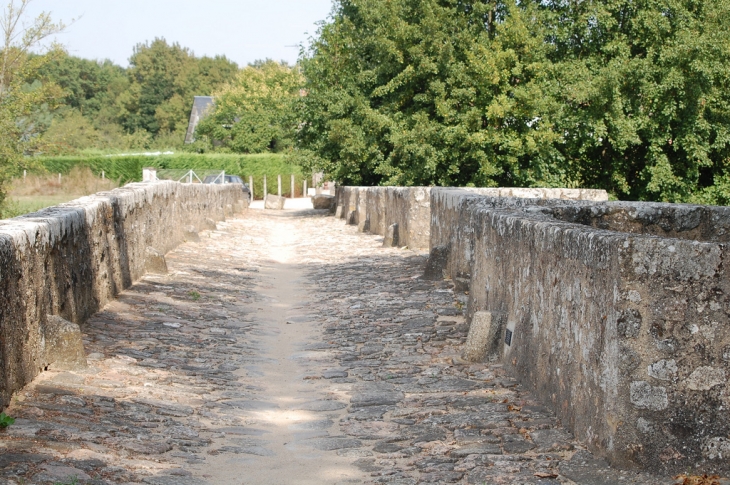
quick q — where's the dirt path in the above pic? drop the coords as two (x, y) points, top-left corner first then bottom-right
(202, 211), (365, 484)
(0, 207), (669, 485)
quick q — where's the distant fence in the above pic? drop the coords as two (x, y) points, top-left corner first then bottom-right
(142, 168), (332, 200)
(153, 169), (223, 184)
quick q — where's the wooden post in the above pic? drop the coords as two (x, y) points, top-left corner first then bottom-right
(249, 176), (254, 200)
(291, 174), (295, 198)
(277, 174), (282, 197)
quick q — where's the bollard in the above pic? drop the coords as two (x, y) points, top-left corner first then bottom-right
(277, 174), (282, 197)
(291, 174), (295, 198)
(462, 312), (507, 362)
(249, 176), (254, 200)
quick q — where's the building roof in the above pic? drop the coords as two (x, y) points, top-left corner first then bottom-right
(184, 96), (215, 144)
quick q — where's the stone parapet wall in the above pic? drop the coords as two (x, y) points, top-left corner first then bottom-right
(335, 186), (606, 249)
(430, 188), (730, 474)
(337, 185), (729, 474)
(0, 181), (247, 408)
(335, 186), (432, 249)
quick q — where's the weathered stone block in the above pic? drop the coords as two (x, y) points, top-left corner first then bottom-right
(234, 199), (248, 213)
(42, 315), (87, 371)
(383, 223), (399, 247)
(462, 311), (505, 362)
(361, 218), (371, 232)
(265, 194), (286, 210)
(203, 218), (217, 231)
(312, 194), (335, 211)
(145, 247), (168, 274)
(685, 366), (726, 391)
(422, 245), (449, 280)
(630, 381), (668, 411)
(183, 225), (200, 242)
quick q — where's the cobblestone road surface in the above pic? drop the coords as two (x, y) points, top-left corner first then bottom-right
(0, 207), (677, 484)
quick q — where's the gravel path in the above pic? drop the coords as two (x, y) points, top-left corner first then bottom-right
(0, 208), (671, 484)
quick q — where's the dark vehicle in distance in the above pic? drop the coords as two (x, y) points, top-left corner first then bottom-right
(203, 175), (251, 200)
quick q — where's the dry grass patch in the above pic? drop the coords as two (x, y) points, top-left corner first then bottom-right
(3, 166), (119, 218)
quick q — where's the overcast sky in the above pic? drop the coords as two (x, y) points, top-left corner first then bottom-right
(24, 0), (334, 67)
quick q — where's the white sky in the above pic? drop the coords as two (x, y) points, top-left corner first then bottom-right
(24, 0), (334, 67)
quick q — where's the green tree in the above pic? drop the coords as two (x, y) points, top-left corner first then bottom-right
(36, 53), (128, 120)
(297, 0), (557, 187)
(118, 38), (238, 137)
(298, 0), (730, 204)
(196, 60), (304, 153)
(0, 0), (65, 207)
(539, 0), (730, 202)
(34, 53), (130, 152)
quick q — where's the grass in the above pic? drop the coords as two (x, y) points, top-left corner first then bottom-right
(3, 196), (81, 217)
(1, 166), (119, 218)
(9, 165), (119, 197)
(52, 479), (79, 485)
(2, 151), (308, 218)
(0, 412), (15, 428)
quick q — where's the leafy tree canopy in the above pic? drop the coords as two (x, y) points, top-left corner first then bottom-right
(0, 0), (65, 205)
(297, 0), (730, 203)
(118, 38), (238, 136)
(195, 60), (304, 153)
(36, 53), (127, 120)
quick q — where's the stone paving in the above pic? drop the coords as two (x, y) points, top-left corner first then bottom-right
(0, 207), (682, 484)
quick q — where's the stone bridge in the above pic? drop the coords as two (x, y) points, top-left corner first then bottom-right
(0, 182), (727, 484)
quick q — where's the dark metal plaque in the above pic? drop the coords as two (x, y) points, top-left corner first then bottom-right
(505, 328), (513, 346)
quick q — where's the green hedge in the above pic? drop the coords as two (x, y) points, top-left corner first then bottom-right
(36, 153), (307, 199)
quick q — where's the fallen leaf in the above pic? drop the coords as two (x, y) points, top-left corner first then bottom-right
(674, 474), (722, 485)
